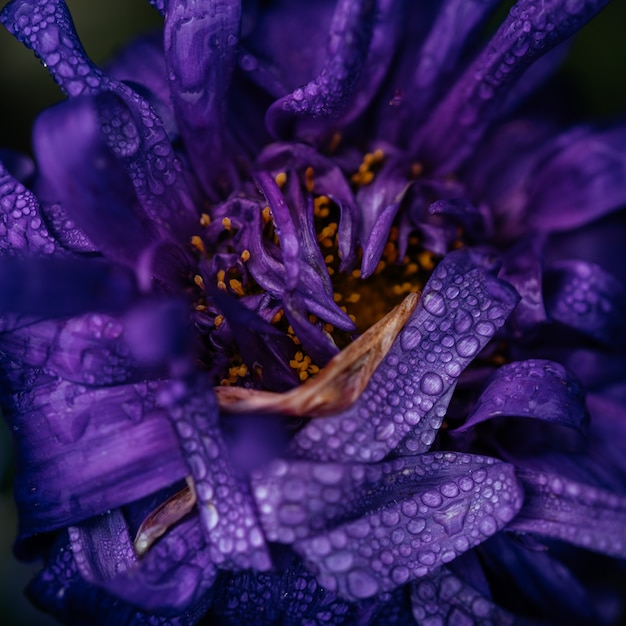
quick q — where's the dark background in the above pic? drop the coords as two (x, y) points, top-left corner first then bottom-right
(1, 1), (626, 624)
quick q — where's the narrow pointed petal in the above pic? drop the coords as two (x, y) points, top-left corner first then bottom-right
(289, 250), (520, 462)
(163, 381), (271, 572)
(266, 0), (377, 140)
(508, 470), (626, 558)
(164, 0), (242, 198)
(415, 0), (611, 172)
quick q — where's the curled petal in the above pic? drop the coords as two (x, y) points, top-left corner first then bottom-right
(289, 249), (520, 462)
(527, 124), (626, 232)
(3, 0), (197, 238)
(252, 452), (523, 600)
(456, 359), (589, 437)
(543, 260), (626, 347)
(508, 470), (626, 558)
(70, 509), (216, 614)
(415, 0), (611, 172)
(27, 533), (205, 625)
(266, 0), (376, 140)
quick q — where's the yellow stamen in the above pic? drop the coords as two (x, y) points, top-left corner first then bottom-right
(240, 249), (251, 262)
(229, 279), (245, 296)
(194, 275), (205, 289)
(200, 213), (211, 227)
(275, 171), (287, 188)
(222, 217), (232, 231)
(304, 166), (314, 193)
(214, 314), (224, 328)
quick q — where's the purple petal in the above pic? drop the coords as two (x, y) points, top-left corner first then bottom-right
(2, 0), (197, 238)
(289, 249), (520, 462)
(357, 158), (412, 278)
(255, 171), (354, 329)
(384, 0), (501, 141)
(164, 0), (241, 198)
(543, 260), (626, 347)
(508, 469), (626, 558)
(27, 533), (202, 625)
(411, 567), (518, 626)
(482, 533), (618, 625)
(498, 238), (547, 336)
(33, 98), (160, 266)
(253, 452), (522, 600)
(455, 359), (589, 436)
(0, 300), (189, 385)
(414, 0), (611, 172)
(0, 162), (62, 257)
(210, 286), (299, 390)
(266, 0), (376, 140)
(3, 372), (187, 544)
(163, 380), (271, 572)
(257, 142), (360, 271)
(527, 124), (626, 232)
(70, 510), (216, 614)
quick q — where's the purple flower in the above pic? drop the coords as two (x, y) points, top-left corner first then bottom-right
(1, 0), (626, 624)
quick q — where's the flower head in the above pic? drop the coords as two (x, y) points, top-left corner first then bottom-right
(1, 0), (626, 624)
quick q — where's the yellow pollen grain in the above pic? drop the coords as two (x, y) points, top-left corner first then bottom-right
(405, 262), (419, 276)
(345, 293), (361, 303)
(214, 314), (224, 328)
(304, 166), (314, 193)
(262, 206), (272, 223)
(195, 304), (207, 311)
(200, 213), (211, 227)
(271, 309), (284, 324)
(193, 274), (205, 289)
(375, 260), (386, 274)
(333, 292), (342, 302)
(190, 235), (205, 253)
(324, 254), (334, 265)
(308, 314), (318, 323)
(411, 162), (423, 178)
(217, 269), (226, 283)
(240, 249), (251, 262)
(323, 323), (334, 333)
(329, 132), (342, 152)
(275, 171), (287, 188)
(229, 279), (245, 296)
(217, 280), (227, 291)
(418, 251), (435, 271)
(299, 371), (309, 382)
(221, 217), (232, 230)
(351, 269), (361, 279)
(327, 267), (335, 276)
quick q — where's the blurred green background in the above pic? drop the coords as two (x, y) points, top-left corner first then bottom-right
(1, 1), (626, 625)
